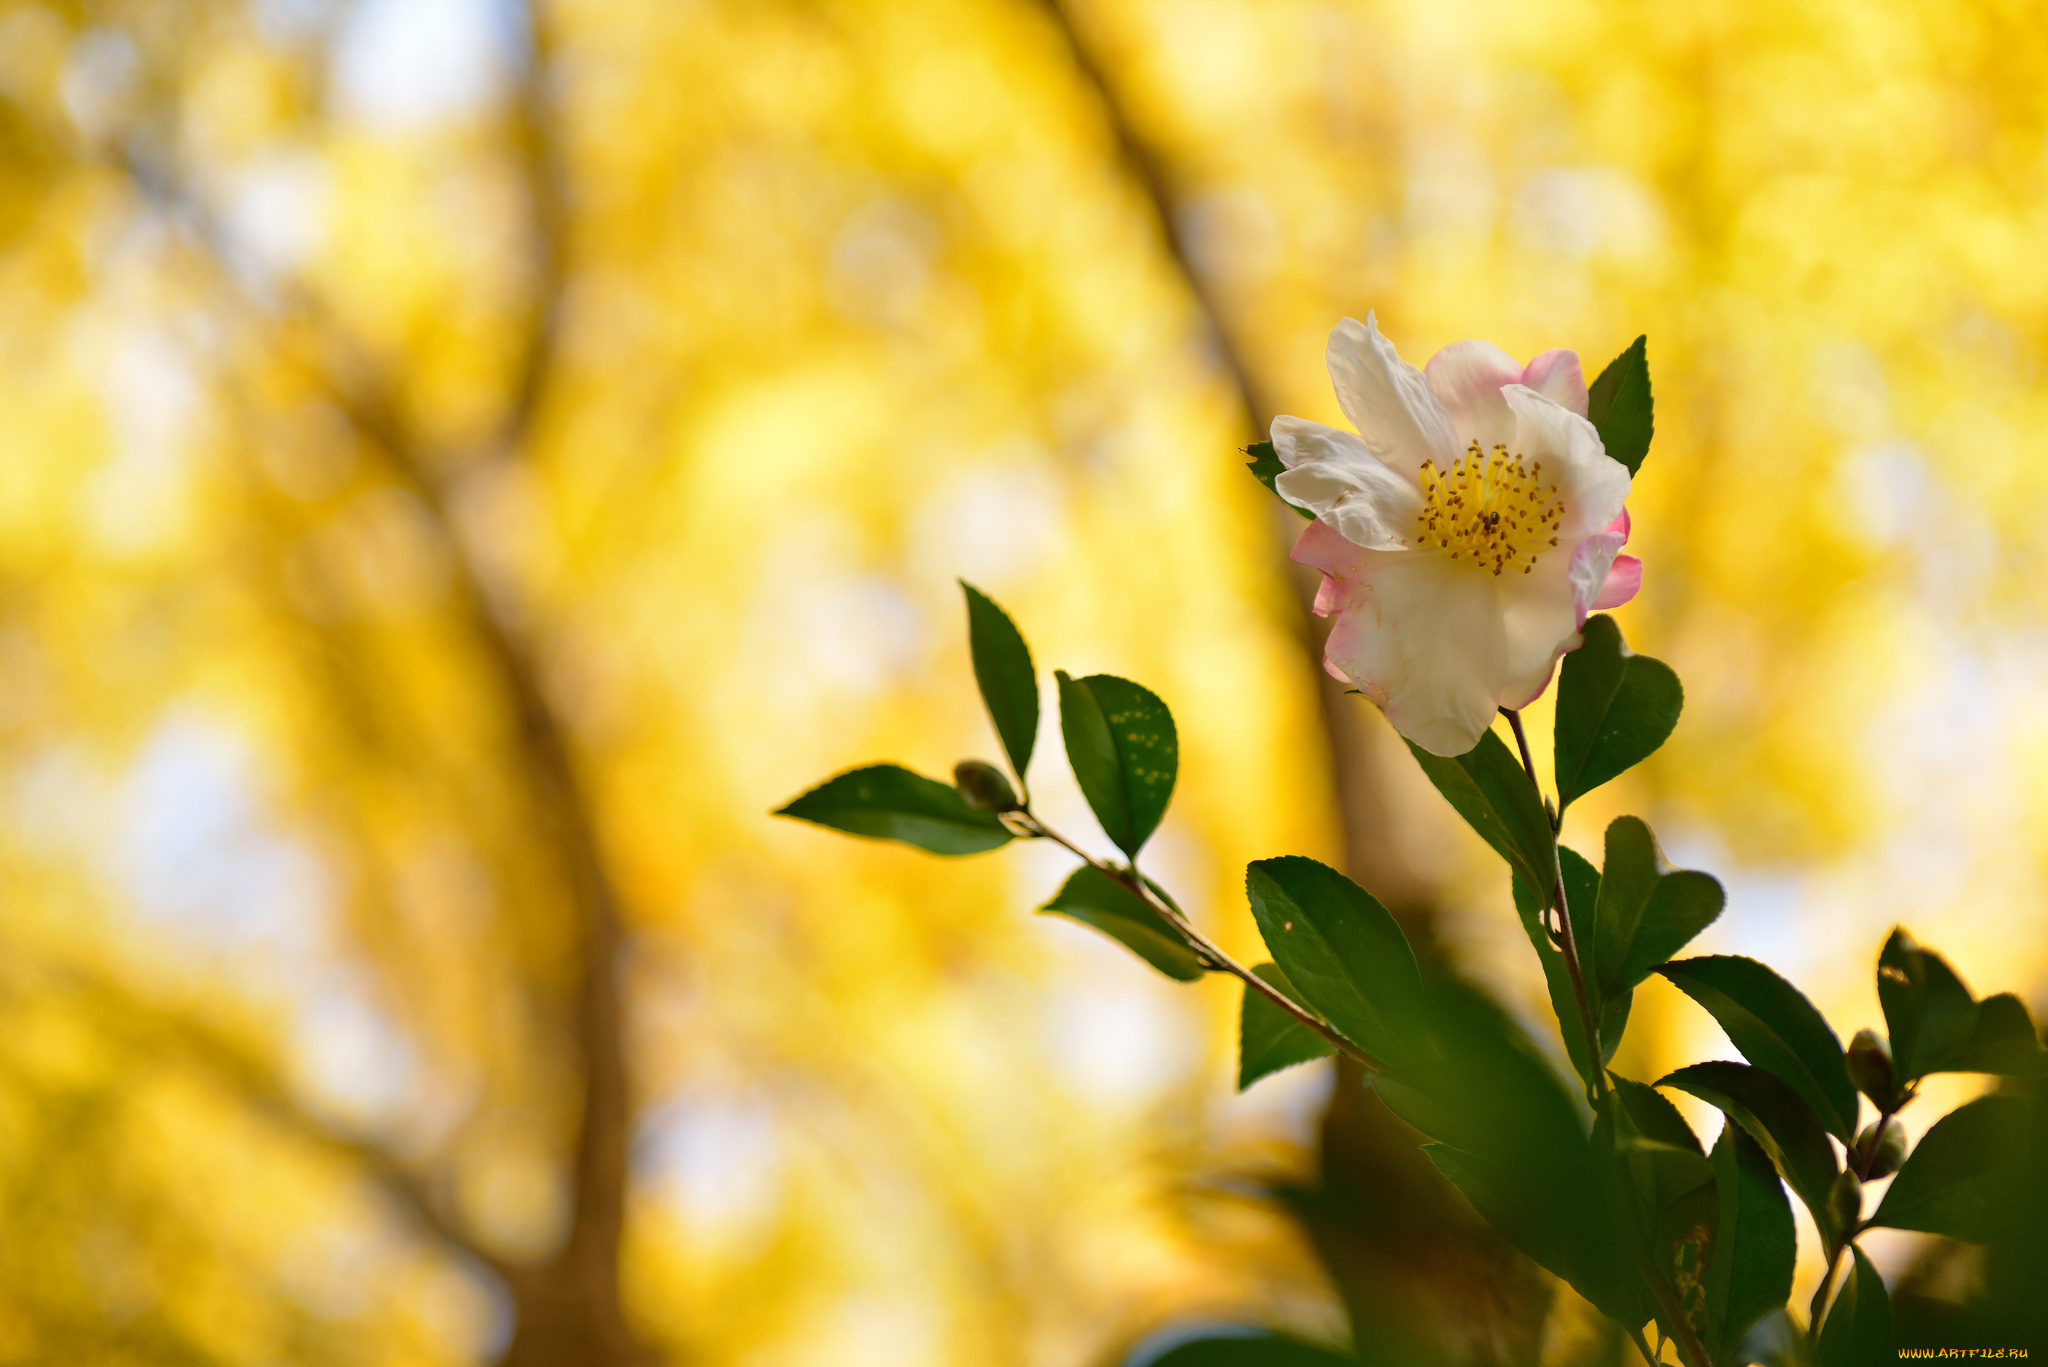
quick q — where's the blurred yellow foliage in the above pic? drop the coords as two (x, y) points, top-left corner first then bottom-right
(0, 0), (2042, 1362)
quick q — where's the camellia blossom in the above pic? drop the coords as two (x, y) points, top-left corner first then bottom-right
(1274, 314), (1642, 756)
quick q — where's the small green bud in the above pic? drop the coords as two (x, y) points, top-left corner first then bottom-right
(1853, 1116), (1908, 1180)
(953, 760), (1020, 813)
(1827, 1170), (1864, 1239)
(1845, 1028), (1896, 1107)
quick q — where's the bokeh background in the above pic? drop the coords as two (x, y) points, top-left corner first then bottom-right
(0, 0), (2044, 1361)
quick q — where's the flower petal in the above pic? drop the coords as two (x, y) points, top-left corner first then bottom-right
(1590, 554), (1642, 610)
(1425, 339), (1523, 451)
(1324, 555), (1505, 757)
(1502, 384), (1630, 538)
(1290, 518), (1382, 617)
(1271, 416), (1424, 552)
(1567, 530), (1628, 625)
(1497, 549), (1584, 708)
(1519, 349), (1588, 418)
(1605, 508), (1631, 543)
(1325, 314), (1457, 479)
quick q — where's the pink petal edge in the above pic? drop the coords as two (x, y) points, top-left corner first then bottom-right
(1590, 555), (1642, 611)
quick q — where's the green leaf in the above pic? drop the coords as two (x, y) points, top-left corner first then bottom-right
(1141, 1332), (1358, 1367)
(1055, 671), (1178, 857)
(960, 582), (1038, 781)
(1586, 334), (1653, 476)
(1422, 1143), (1582, 1286)
(1656, 956), (1858, 1143)
(1870, 1094), (2030, 1243)
(773, 764), (1012, 855)
(1554, 615), (1684, 811)
(1878, 929), (1981, 1080)
(1512, 847), (1626, 1091)
(1706, 1122), (1797, 1362)
(1244, 441), (1313, 519)
(1613, 1073), (1703, 1154)
(1944, 993), (2045, 1075)
(1039, 865), (1205, 983)
(1244, 857), (1426, 1066)
(1815, 1246), (1893, 1367)
(1404, 729), (1556, 893)
(1379, 982), (1645, 1325)
(1590, 817), (1724, 1002)
(1731, 1310), (1809, 1367)
(1238, 962), (1335, 1089)
(1658, 1060), (1842, 1245)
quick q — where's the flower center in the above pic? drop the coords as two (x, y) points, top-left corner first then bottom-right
(1414, 441), (1566, 576)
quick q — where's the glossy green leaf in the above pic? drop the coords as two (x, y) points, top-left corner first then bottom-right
(1590, 817), (1723, 1002)
(1238, 962), (1335, 1089)
(1706, 1122), (1797, 1363)
(960, 582), (1038, 781)
(1055, 671), (1178, 857)
(1404, 729), (1556, 893)
(1554, 615), (1684, 811)
(1512, 847), (1627, 1091)
(1039, 865), (1204, 983)
(1586, 334), (1653, 476)
(1244, 440), (1313, 519)
(1141, 1331), (1358, 1367)
(1815, 1246), (1893, 1367)
(1657, 956), (1858, 1143)
(773, 764), (1012, 855)
(1659, 1060), (1841, 1245)
(1943, 993), (2046, 1075)
(1245, 857), (1425, 1066)
(1878, 929), (1981, 1080)
(1870, 1094), (2030, 1243)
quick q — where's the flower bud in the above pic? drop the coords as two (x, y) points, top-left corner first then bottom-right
(1852, 1116), (1908, 1180)
(953, 760), (1020, 813)
(1845, 1028), (1896, 1107)
(1827, 1170), (1864, 1238)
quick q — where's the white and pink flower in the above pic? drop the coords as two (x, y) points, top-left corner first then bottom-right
(1274, 314), (1642, 756)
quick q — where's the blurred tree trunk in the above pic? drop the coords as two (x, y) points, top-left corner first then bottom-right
(1038, 4), (1552, 1361)
(111, 3), (653, 1359)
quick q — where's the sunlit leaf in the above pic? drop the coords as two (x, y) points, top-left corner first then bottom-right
(1878, 929), (1981, 1080)
(1869, 1094), (2030, 1242)
(1244, 856), (1425, 1066)
(1040, 865), (1204, 982)
(1814, 1246), (1893, 1367)
(961, 581), (1038, 781)
(1586, 335), (1653, 476)
(1055, 671), (1178, 857)
(1244, 441), (1313, 518)
(1657, 956), (1857, 1142)
(1590, 817), (1723, 1003)
(774, 764), (1013, 855)
(1238, 963), (1335, 1090)
(1705, 1122), (1797, 1362)
(1658, 1060), (1841, 1244)
(1512, 848), (1625, 1092)
(1405, 729), (1555, 894)
(1554, 615), (1683, 811)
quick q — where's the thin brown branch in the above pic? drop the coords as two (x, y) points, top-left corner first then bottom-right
(1019, 812), (1387, 1074)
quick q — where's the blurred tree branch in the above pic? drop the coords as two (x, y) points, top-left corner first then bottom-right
(95, 3), (647, 1361)
(1033, 0), (1442, 938)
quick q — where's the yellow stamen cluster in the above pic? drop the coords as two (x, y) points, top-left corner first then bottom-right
(1414, 440), (1565, 576)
